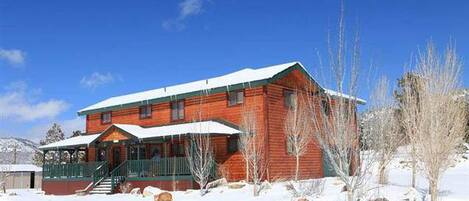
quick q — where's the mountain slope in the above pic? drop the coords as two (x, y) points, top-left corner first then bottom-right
(0, 137), (40, 164)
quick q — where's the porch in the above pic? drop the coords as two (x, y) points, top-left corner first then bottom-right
(39, 120), (240, 194)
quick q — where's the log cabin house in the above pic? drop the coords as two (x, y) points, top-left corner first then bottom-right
(39, 61), (365, 195)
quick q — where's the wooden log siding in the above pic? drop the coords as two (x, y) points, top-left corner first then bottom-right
(85, 87), (266, 181)
(83, 68), (333, 182)
(266, 69), (324, 180)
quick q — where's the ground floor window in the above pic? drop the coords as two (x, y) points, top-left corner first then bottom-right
(171, 141), (185, 157)
(227, 135), (239, 153)
(128, 145), (146, 160)
(150, 144), (163, 159)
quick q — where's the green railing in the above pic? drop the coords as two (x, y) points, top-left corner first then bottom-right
(92, 161), (109, 185)
(43, 161), (106, 179)
(110, 160), (128, 191)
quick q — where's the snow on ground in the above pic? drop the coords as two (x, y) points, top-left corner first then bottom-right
(2, 147), (469, 201)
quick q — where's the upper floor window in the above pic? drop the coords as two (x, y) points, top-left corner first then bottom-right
(139, 105), (152, 119)
(284, 89), (297, 109)
(171, 100), (185, 121)
(101, 112), (112, 124)
(321, 100), (330, 116)
(228, 90), (244, 106)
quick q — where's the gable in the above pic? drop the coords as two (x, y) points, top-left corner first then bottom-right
(98, 127), (133, 142)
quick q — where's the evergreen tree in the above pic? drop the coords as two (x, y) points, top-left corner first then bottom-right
(70, 130), (82, 138)
(32, 123), (65, 165)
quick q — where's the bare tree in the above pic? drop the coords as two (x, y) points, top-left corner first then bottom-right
(239, 104), (267, 196)
(401, 42), (467, 201)
(284, 91), (312, 181)
(249, 133), (267, 197)
(239, 105), (257, 182)
(306, 2), (376, 200)
(185, 132), (214, 195)
(185, 91), (215, 196)
(362, 76), (402, 184)
(395, 72), (423, 188)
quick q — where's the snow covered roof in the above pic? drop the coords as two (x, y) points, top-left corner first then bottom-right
(110, 120), (241, 139)
(324, 88), (367, 104)
(39, 121), (240, 150)
(0, 164), (42, 172)
(38, 134), (100, 150)
(78, 61), (365, 115)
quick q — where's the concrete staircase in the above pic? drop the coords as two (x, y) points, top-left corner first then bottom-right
(89, 178), (113, 194)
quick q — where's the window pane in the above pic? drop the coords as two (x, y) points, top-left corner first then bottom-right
(237, 91), (244, 103)
(178, 101), (184, 119)
(102, 112), (111, 123)
(171, 102), (178, 120)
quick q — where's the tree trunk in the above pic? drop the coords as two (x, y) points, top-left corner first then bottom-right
(347, 190), (353, 201)
(410, 144), (416, 188)
(295, 155), (300, 181)
(253, 183), (259, 196)
(378, 165), (387, 184)
(430, 180), (438, 201)
(411, 159), (416, 188)
(246, 161), (249, 182)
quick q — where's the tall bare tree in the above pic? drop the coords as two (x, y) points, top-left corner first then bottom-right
(362, 76), (402, 184)
(185, 90), (215, 196)
(306, 2), (376, 200)
(394, 73), (423, 188)
(249, 133), (267, 197)
(185, 132), (214, 195)
(401, 42), (467, 201)
(284, 91), (312, 181)
(239, 105), (257, 182)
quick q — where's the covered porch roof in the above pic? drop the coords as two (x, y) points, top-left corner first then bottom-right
(39, 120), (241, 150)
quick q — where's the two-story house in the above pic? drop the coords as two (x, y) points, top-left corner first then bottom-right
(39, 61), (365, 195)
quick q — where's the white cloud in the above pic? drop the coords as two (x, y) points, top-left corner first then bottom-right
(0, 81), (69, 122)
(80, 72), (115, 89)
(162, 0), (205, 31)
(179, 0), (203, 18)
(0, 48), (25, 66)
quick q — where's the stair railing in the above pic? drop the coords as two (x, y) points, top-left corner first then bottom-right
(110, 160), (128, 191)
(92, 161), (108, 186)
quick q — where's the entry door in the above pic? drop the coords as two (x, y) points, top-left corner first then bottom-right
(113, 147), (121, 170)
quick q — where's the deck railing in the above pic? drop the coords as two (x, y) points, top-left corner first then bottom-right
(92, 161), (109, 185)
(43, 161), (106, 179)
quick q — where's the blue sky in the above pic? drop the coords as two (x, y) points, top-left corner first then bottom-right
(0, 0), (468, 142)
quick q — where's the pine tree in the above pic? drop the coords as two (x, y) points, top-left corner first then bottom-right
(70, 130), (82, 138)
(32, 123), (65, 165)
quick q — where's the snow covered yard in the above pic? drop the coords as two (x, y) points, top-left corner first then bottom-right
(2, 150), (469, 201)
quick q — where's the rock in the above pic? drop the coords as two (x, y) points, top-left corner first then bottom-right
(143, 186), (163, 197)
(403, 187), (419, 201)
(120, 181), (132, 193)
(341, 185), (348, 192)
(297, 198), (309, 201)
(7, 192), (16, 196)
(130, 188), (141, 195)
(227, 182), (245, 189)
(154, 192), (172, 201)
(206, 178), (228, 189)
(260, 180), (272, 191)
(368, 198), (388, 201)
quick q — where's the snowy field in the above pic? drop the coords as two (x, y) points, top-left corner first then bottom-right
(1, 149), (468, 201)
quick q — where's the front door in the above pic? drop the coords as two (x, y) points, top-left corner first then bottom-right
(112, 147), (121, 170)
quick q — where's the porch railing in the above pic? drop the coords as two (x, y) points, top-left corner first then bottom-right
(92, 161), (109, 185)
(109, 157), (192, 190)
(43, 161), (106, 179)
